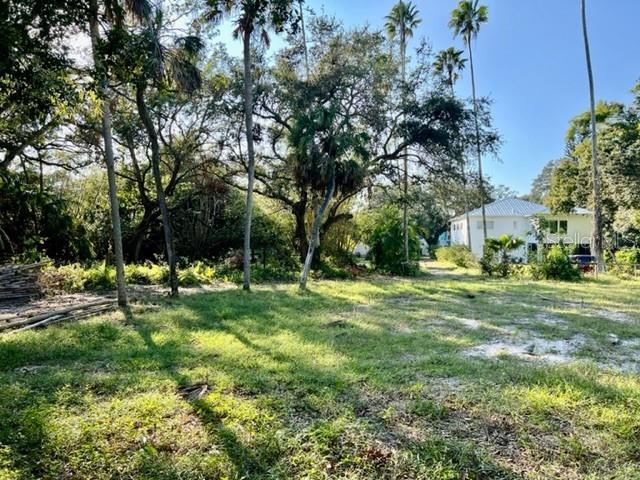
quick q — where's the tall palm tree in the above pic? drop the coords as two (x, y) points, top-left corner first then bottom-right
(580, 0), (604, 272)
(131, 14), (203, 297)
(385, 0), (421, 264)
(433, 47), (472, 249)
(87, 0), (152, 307)
(205, 0), (297, 291)
(449, 0), (489, 242)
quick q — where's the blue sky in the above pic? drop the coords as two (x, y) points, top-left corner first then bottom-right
(221, 0), (640, 195)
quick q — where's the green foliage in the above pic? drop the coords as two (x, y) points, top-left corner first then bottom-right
(124, 264), (169, 285)
(544, 87), (640, 240)
(613, 248), (640, 277)
(0, 170), (92, 262)
(42, 263), (116, 292)
(480, 235), (525, 278)
(530, 245), (581, 281)
(364, 206), (421, 275)
(435, 245), (475, 268)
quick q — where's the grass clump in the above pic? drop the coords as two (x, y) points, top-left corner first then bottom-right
(435, 245), (476, 268)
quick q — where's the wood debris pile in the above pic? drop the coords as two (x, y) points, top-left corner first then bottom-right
(0, 262), (45, 303)
(0, 300), (116, 333)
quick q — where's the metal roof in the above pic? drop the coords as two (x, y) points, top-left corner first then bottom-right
(451, 198), (591, 220)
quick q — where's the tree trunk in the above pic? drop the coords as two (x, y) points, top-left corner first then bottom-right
(299, 170), (335, 290)
(467, 37), (488, 243)
(401, 31), (410, 263)
(581, 0), (604, 273)
(89, 0), (127, 307)
(242, 29), (256, 291)
(135, 82), (178, 296)
(293, 195), (309, 263)
(299, 0), (310, 79)
(449, 82), (472, 249)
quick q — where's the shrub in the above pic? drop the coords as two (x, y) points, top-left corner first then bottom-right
(364, 206), (421, 275)
(530, 245), (581, 281)
(435, 245), (475, 268)
(479, 235), (525, 278)
(42, 263), (115, 292)
(124, 263), (169, 285)
(613, 247), (640, 277)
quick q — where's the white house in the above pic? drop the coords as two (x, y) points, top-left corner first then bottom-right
(449, 198), (593, 260)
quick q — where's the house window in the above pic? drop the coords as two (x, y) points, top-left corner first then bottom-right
(548, 220), (568, 234)
(477, 221), (494, 230)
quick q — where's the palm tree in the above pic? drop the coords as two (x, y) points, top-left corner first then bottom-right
(205, 0), (297, 291)
(385, 1), (421, 264)
(87, 0), (152, 307)
(131, 15), (203, 297)
(449, 0), (489, 242)
(433, 47), (466, 97)
(433, 47), (472, 249)
(580, 0), (604, 272)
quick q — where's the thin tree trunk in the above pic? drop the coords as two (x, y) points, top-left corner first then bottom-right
(89, 0), (127, 307)
(293, 195), (309, 263)
(449, 81), (473, 249)
(401, 31), (410, 263)
(135, 83), (178, 296)
(242, 29), (256, 291)
(299, 170), (335, 290)
(467, 37), (488, 243)
(581, 0), (604, 273)
(299, 0), (310, 79)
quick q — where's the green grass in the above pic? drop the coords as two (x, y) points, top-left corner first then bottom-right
(1, 262), (640, 479)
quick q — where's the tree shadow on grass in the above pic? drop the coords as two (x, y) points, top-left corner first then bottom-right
(1, 280), (635, 478)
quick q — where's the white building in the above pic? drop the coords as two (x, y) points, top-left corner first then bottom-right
(449, 198), (593, 260)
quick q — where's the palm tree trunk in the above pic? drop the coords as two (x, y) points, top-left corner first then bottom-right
(242, 29), (256, 291)
(135, 82), (178, 296)
(401, 32), (410, 263)
(450, 82), (473, 249)
(88, 0), (127, 307)
(299, 169), (335, 290)
(581, 0), (604, 272)
(467, 37), (488, 243)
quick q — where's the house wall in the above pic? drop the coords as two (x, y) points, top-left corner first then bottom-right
(541, 214), (593, 251)
(451, 215), (534, 258)
(450, 213), (594, 259)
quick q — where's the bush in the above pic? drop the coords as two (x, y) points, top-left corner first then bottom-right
(530, 245), (581, 281)
(364, 206), (421, 275)
(124, 263), (169, 285)
(435, 245), (475, 268)
(41, 263), (116, 292)
(479, 235), (525, 278)
(612, 247), (640, 277)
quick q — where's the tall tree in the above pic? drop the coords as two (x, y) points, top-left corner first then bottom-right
(580, 0), (604, 272)
(87, 0), (152, 306)
(385, 1), (421, 263)
(205, 0), (299, 291)
(433, 47), (472, 248)
(109, 10), (203, 296)
(449, 0), (489, 242)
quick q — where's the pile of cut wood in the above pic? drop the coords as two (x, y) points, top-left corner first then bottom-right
(0, 262), (45, 303)
(0, 300), (116, 333)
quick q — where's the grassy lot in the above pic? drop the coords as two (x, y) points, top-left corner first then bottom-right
(1, 262), (640, 479)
